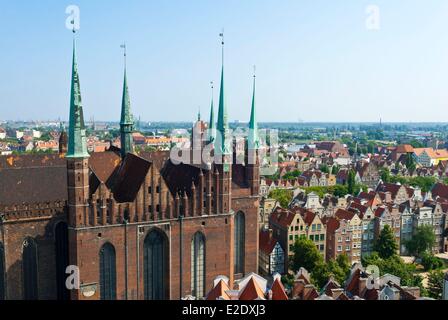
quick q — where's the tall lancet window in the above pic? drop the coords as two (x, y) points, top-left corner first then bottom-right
(191, 232), (205, 298)
(144, 229), (169, 300)
(0, 242), (5, 300)
(22, 238), (38, 300)
(99, 243), (116, 300)
(234, 211), (245, 274)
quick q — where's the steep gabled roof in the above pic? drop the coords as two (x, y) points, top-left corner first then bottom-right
(206, 279), (231, 300)
(239, 277), (266, 300)
(270, 276), (288, 300)
(112, 153), (151, 203)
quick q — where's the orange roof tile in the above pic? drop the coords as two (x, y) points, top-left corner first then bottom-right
(239, 277), (266, 300)
(270, 278), (288, 300)
(206, 279), (231, 300)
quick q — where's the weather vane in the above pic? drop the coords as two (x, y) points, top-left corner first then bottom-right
(219, 29), (224, 45)
(120, 43), (127, 68)
(219, 29), (225, 64)
(71, 19), (76, 34)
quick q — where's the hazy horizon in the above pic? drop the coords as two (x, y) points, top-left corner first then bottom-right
(2, 1), (448, 122)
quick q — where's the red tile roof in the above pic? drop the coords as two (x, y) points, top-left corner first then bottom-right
(259, 229), (279, 255)
(270, 277), (288, 300)
(335, 208), (356, 221)
(239, 277), (266, 300)
(206, 279), (231, 300)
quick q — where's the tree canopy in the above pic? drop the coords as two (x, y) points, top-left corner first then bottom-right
(374, 225), (398, 259)
(290, 238), (323, 273)
(405, 225), (436, 258)
(269, 189), (293, 208)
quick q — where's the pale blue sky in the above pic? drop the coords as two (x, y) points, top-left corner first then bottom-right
(1, 0), (448, 122)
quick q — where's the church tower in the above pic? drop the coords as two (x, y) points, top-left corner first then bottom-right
(214, 33), (232, 214)
(246, 71), (260, 196)
(59, 122), (68, 155)
(119, 46), (134, 158)
(66, 35), (90, 229)
(207, 83), (215, 144)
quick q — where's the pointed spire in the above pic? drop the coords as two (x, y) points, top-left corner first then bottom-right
(120, 44), (134, 158)
(67, 34), (89, 158)
(208, 81), (215, 143)
(215, 31), (230, 155)
(248, 66), (260, 150)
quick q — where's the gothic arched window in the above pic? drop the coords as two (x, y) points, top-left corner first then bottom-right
(144, 229), (169, 300)
(234, 211), (245, 274)
(23, 238), (38, 300)
(191, 232), (205, 298)
(0, 242), (5, 300)
(55, 222), (69, 300)
(99, 243), (116, 300)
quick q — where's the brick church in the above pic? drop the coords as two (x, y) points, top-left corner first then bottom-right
(0, 37), (260, 300)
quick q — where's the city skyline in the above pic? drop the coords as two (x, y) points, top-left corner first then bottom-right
(2, 1), (448, 123)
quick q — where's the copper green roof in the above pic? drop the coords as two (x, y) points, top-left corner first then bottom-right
(66, 38), (89, 159)
(120, 67), (134, 158)
(248, 75), (260, 149)
(215, 65), (231, 155)
(120, 69), (133, 125)
(208, 90), (215, 143)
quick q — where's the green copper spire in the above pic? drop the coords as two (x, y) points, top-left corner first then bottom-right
(66, 37), (89, 159)
(215, 33), (231, 155)
(120, 45), (134, 158)
(248, 71), (260, 149)
(208, 82), (215, 143)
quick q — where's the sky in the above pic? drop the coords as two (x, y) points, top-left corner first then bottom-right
(1, 0), (448, 123)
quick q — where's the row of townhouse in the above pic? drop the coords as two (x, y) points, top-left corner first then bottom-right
(259, 181), (448, 277)
(259, 170), (337, 197)
(261, 195), (448, 277)
(268, 207), (327, 273)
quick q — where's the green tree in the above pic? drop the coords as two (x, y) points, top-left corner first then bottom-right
(269, 189), (293, 208)
(362, 253), (420, 288)
(326, 259), (347, 286)
(421, 253), (444, 271)
(332, 185), (348, 198)
(347, 169), (356, 195)
(408, 176), (436, 193)
(374, 225), (398, 259)
(427, 270), (445, 299)
(405, 225), (436, 258)
(311, 261), (331, 289)
(380, 168), (391, 183)
(409, 139), (424, 148)
(336, 254), (351, 279)
(282, 170), (302, 181)
(319, 164), (330, 174)
(291, 238), (324, 273)
(331, 165), (340, 175)
(281, 273), (295, 288)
